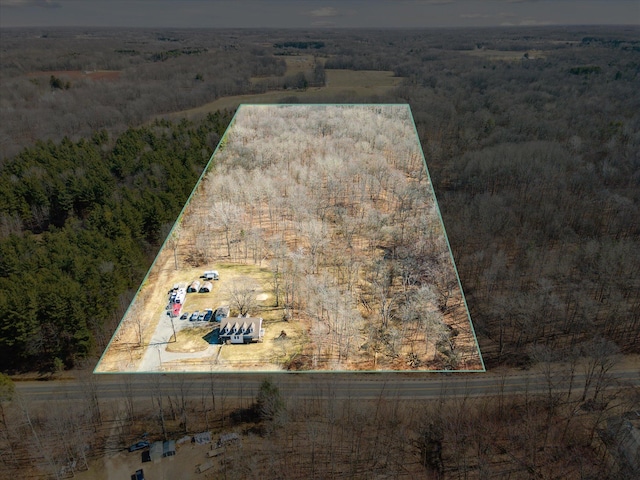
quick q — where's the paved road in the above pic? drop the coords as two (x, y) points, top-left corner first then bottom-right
(14, 367), (639, 402)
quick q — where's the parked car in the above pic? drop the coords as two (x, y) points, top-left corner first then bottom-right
(180, 312), (189, 320)
(197, 311), (206, 321)
(203, 309), (213, 322)
(128, 441), (149, 452)
(190, 311), (200, 321)
(214, 305), (230, 322)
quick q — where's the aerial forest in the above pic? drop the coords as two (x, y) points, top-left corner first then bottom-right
(103, 105), (482, 372)
(198, 104), (480, 371)
(0, 26), (638, 373)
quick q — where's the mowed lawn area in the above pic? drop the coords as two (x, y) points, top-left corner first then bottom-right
(162, 263), (305, 370)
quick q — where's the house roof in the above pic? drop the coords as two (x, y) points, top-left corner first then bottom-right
(219, 318), (263, 339)
(219, 432), (240, 444)
(193, 431), (212, 444)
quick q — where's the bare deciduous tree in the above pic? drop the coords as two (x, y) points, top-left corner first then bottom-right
(579, 336), (621, 403)
(209, 201), (244, 258)
(162, 222), (181, 270)
(225, 279), (259, 317)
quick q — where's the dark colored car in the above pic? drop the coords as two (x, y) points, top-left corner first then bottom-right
(180, 312), (189, 320)
(128, 441), (149, 452)
(203, 309), (213, 322)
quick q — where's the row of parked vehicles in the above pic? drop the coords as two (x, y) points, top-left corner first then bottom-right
(182, 308), (214, 322)
(169, 287), (186, 304)
(179, 306), (230, 322)
(166, 271), (228, 323)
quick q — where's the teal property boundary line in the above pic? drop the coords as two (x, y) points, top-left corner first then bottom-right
(94, 108), (243, 374)
(406, 103), (486, 373)
(96, 103), (485, 374)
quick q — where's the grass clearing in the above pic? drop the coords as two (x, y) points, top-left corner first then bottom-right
(165, 326), (212, 353)
(160, 261), (306, 369)
(156, 69), (403, 121)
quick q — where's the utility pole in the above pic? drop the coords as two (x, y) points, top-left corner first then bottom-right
(156, 346), (162, 371)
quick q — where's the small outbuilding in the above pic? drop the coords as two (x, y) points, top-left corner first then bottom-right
(192, 431), (212, 445)
(199, 281), (213, 293)
(149, 441), (163, 462)
(187, 280), (201, 293)
(163, 440), (176, 457)
(196, 460), (214, 474)
(218, 432), (241, 447)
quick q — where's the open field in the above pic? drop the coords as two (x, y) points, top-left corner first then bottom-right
(249, 53), (317, 82)
(157, 69), (403, 121)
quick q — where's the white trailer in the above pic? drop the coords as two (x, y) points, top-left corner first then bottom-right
(203, 270), (219, 280)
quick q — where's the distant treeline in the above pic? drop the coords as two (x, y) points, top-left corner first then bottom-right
(0, 29), (284, 159)
(149, 47), (208, 62)
(581, 36), (640, 50)
(273, 41), (325, 49)
(0, 110), (234, 372)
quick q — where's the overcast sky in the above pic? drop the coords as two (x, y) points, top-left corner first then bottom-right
(1, 0), (638, 29)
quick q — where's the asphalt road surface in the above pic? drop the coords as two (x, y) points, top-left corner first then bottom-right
(14, 366), (639, 402)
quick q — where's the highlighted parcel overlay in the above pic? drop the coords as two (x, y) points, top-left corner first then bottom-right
(95, 104), (484, 373)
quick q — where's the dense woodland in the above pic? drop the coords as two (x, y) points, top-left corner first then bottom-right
(0, 24), (639, 480)
(0, 26), (639, 374)
(167, 105), (481, 370)
(0, 111), (233, 371)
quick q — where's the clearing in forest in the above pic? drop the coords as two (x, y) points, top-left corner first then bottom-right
(95, 104), (484, 373)
(158, 69), (403, 121)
